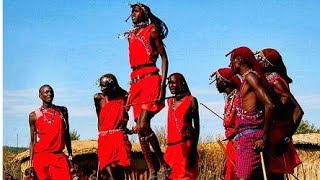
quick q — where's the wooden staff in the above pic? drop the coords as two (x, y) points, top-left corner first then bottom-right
(199, 102), (224, 120)
(96, 162), (100, 179)
(260, 152), (268, 180)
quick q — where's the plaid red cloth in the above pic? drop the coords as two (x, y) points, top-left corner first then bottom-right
(236, 130), (264, 179)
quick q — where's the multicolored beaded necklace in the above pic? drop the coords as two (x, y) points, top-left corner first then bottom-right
(40, 106), (56, 125)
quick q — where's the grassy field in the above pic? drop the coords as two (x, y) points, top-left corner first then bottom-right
(4, 138), (320, 180)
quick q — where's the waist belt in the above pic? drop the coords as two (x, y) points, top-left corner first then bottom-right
(99, 129), (121, 136)
(166, 137), (192, 146)
(233, 128), (261, 140)
(131, 63), (156, 71)
(130, 72), (158, 84)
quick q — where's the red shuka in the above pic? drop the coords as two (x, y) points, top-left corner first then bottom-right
(164, 96), (199, 180)
(127, 23), (164, 119)
(223, 94), (239, 180)
(98, 96), (131, 170)
(266, 72), (301, 174)
(33, 106), (71, 180)
(128, 24), (159, 79)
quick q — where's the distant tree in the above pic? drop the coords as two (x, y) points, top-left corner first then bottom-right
(295, 120), (320, 134)
(70, 129), (80, 140)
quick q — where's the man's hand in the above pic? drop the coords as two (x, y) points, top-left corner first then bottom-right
(274, 137), (290, 155)
(25, 167), (36, 178)
(68, 154), (73, 161)
(254, 139), (267, 152)
(157, 85), (166, 103)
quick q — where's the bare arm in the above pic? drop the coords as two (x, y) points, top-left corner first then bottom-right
(191, 97), (200, 146)
(94, 93), (104, 131)
(29, 112), (37, 166)
(151, 26), (168, 102)
(273, 80), (304, 137)
(246, 73), (274, 144)
(60, 106), (72, 157)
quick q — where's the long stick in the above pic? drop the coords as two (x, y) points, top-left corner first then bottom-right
(199, 102), (224, 120)
(260, 152), (268, 180)
(96, 162), (100, 179)
(125, 93), (190, 107)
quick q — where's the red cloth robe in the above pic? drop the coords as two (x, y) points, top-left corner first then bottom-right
(266, 72), (301, 174)
(127, 24), (164, 119)
(223, 93), (239, 180)
(98, 96), (131, 170)
(164, 96), (199, 180)
(33, 106), (71, 180)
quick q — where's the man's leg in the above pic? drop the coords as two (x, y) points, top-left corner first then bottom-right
(137, 109), (170, 178)
(105, 166), (115, 180)
(136, 109), (157, 177)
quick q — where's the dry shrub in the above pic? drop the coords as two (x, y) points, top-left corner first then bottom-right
(3, 149), (21, 179)
(198, 142), (226, 179)
(288, 148), (320, 180)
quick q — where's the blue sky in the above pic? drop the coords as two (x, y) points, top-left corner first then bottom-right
(3, 0), (320, 147)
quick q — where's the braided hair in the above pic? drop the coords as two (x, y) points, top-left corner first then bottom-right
(98, 74), (127, 97)
(261, 48), (293, 84)
(168, 73), (191, 95)
(130, 3), (168, 39)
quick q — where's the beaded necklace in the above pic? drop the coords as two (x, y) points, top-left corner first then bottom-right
(40, 106), (56, 125)
(172, 98), (182, 134)
(224, 89), (237, 120)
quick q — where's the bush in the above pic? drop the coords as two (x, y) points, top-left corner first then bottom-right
(295, 120), (320, 134)
(70, 129), (80, 140)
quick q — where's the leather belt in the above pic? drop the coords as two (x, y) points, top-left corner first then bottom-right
(130, 72), (158, 84)
(131, 63), (156, 71)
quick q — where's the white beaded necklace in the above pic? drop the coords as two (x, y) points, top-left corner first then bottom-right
(40, 106), (56, 125)
(172, 98), (182, 134)
(224, 89), (237, 120)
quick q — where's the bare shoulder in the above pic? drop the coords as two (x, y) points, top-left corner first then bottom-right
(94, 93), (104, 100)
(58, 105), (68, 111)
(150, 25), (160, 37)
(245, 72), (260, 82)
(29, 111), (37, 123)
(191, 96), (199, 109)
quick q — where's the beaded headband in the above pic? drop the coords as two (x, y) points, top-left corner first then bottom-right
(254, 50), (274, 67)
(209, 71), (231, 85)
(96, 77), (114, 86)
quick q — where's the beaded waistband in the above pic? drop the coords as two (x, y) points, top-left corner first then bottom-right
(99, 129), (121, 136)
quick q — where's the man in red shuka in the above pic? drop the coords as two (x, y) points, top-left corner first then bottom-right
(211, 68), (241, 180)
(164, 73), (200, 180)
(124, 2), (170, 179)
(94, 74), (132, 180)
(228, 46), (275, 180)
(255, 48), (303, 180)
(29, 84), (72, 180)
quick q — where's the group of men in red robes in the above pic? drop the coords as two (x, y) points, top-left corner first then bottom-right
(211, 46), (303, 180)
(27, 2), (303, 180)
